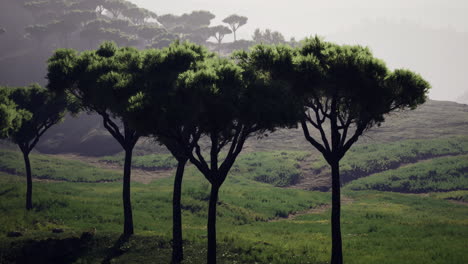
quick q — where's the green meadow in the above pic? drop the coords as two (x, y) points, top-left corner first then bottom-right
(1, 169), (467, 263)
(0, 149), (120, 182)
(1, 134), (468, 263)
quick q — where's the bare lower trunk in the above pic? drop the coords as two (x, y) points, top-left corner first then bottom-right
(123, 148), (134, 236)
(22, 151), (32, 210)
(207, 185), (219, 264)
(172, 159), (187, 263)
(330, 160), (343, 264)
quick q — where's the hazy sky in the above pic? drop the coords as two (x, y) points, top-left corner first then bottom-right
(129, 0), (468, 101)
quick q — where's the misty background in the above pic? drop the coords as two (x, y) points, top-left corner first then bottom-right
(131, 0), (468, 102)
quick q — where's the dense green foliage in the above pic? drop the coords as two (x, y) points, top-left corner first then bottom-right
(2, 83), (70, 209)
(345, 155), (468, 192)
(5, 84), (68, 148)
(0, 149), (120, 182)
(0, 87), (31, 138)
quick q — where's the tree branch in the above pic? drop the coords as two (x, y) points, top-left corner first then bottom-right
(309, 108), (331, 152)
(219, 125), (247, 178)
(210, 133), (219, 171)
(338, 112), (353, 148)
(28, 121), (55, 151)
(187, 141), (212, 183)
(342, 125), (365, 157)
(300, 119), (328, 155)
(100, 112), (125, 147)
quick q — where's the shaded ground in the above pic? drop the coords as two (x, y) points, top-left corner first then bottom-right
(2, 233), (93, 264)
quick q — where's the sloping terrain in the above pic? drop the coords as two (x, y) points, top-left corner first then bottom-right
(0, 99), (467, 264)
(28, 100), (468, 156)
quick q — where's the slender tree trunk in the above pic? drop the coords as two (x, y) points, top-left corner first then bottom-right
(172, 159), (187, 264)
(330, 159), (343, 264)
(233, 30), (237, 42)
(217, 39), (222, 54)
(123, 148), (134, 236)
(207, 184), (220, 264)
(22, 150), (32, 210)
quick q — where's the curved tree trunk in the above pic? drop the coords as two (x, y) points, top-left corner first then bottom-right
(172, 159), (187, 264)
(207, 184), (220, 264)
(123, 148), (134, 236)
(330, 159), (343, 264)
(22, 150), (32, 210)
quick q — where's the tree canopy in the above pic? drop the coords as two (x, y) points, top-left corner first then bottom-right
(222, 14), (247, 42)
(0, 87), (31, 139)
(240, 36), (430, 264)
(47, 41), (144, 236)
(2, 83), (69, 210)
(128, 41), (212, 263)
(7, 84), (69, 151)
(209, 25), (232, 52)
(122, 7), (157, 25)
(171, 53), (300, 263)
(252, 28), (286, 45)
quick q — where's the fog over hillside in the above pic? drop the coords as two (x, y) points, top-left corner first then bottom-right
(457, 90), (468, 104)
(131, 0), (468, 101)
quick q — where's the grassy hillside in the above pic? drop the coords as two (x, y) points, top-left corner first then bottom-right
(235, 100), (468, 153)
(232, 151), (310, 187)
(0, 171), (467, 263)
(0, 149), (120, 182)
(345, 155), (468, 193)
(303, 136), (468, 189)
(26, 100), (468, 156)
(219, 136), (468, 190)
(1, 130), (467, 262)
(100, 153), (178, 170)
(3, 135), (467, 190)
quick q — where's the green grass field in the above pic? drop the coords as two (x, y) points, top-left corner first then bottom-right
(96, 136), (468, 188)
(344, 155), (468, 192)
(0, 149), (120, 182)
(1, 169), (467, 263)
(1, 135), (467, 263)
(232, 151), (310, 187)
(100, 153), (178, 170)
(310, 136), (468, 184)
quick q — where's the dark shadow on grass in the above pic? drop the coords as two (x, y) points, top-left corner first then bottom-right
(0, 187), (15, 196)
(101, 234), (131, 264)
(8, 235), (92, 264)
